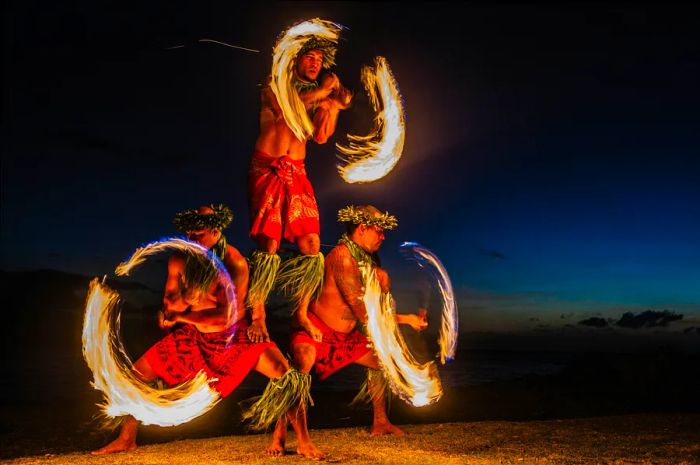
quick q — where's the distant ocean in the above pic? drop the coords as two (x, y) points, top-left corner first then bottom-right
(307, 349), (574, 392)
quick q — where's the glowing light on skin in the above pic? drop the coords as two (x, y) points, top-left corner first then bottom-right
(271, 18), (342, 141)
(82, 238), (237, 427)
(400, 242), (458, 364)
(362, 265), (442, 407)
(337, 56), (405, 184)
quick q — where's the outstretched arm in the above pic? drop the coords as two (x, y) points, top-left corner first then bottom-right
(375, 267), (428, 331)
(396, 309), (428, 332)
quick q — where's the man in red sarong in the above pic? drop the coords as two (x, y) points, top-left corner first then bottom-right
(246, 32), (352, 346)
(93, 205), (321, 459)
(266, 205), (428, 456)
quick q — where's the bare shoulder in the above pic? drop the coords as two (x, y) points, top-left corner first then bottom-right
(224, 245), (248, 271)
(326, 244), (357, 271)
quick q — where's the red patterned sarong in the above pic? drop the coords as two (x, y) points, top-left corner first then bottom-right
(290, 312), (371, 380)
(248, 150), (320, 244)
(144, 319), (276, 398)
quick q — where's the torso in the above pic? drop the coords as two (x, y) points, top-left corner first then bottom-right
(178, 245), (248, 333)
(254, 84), (309, 160)
(311, 244), (360, 334)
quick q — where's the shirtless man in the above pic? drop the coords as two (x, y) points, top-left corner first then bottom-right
(247, 35), (352, 345)
(93, 205), (321, 459)
(266, 205), (427, 456)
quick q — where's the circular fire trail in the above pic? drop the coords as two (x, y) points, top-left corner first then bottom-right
(82, 238), (236, 427)
(400, 242), (458, 364)
(361, 265), (443, 407)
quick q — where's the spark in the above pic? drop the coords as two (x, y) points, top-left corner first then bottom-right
(82, 238), (237, 426)
(270, 18), (342, 141)
(362, 266), (442, 407)
(197, 39), (260, 53)
(400, 242), (458, 364)
(337, 57), (405, 183)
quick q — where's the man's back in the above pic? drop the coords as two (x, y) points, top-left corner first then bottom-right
(311, 243), (363, 334)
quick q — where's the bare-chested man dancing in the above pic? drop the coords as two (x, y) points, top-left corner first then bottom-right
(246, 34), (352, 345)
(93, 205), (321, 458)
(266, 205), (428, 457)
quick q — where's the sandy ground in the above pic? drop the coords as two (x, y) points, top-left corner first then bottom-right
(5, 414), (699, 465)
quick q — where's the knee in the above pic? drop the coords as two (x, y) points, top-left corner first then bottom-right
(296, 234), (320, 256)
(292, 344), (316, 373)
(269, 357), (289, 378)
(259, 238), (279, 255)
(133, 357), (156, 382)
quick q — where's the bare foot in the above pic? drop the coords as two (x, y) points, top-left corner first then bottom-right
(247, 318), (270, 343)
(266, 439), (286, 457)
(372, 422), (407, 436)
(297, 442), (325, 460)
(91, 437), (137, 455)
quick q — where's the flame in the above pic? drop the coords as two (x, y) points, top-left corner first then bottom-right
(362, 266), (442, 407)
(271, 18), (342, 141)
(400, 242), (458, 364)
(82, 238), (237, 426)
(337, 57), (405, 184)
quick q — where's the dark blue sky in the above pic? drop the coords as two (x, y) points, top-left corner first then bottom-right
(2, 3), (699, 336)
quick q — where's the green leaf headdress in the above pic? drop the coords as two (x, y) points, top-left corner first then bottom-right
(297, 35), (337, 70)
(337, 205), (398, 230)
(173, 204), (233, 232)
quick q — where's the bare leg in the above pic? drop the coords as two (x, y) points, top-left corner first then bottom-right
(92, 357), (156, 454)
(259, 237), (280, 255)
(287, 396), (324, 460)
(288, 343), (323, 459)
(256, 345), (323, 459)
(293, 233), (323, 341)
(248, 237), (279, 342)
(295, 233), (320, 257)
(354, 352), (406, 436)
(91, 416), (138, 455)
(267, 415), (287, 457)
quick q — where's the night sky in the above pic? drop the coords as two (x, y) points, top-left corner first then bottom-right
(2, 3), (699, 346)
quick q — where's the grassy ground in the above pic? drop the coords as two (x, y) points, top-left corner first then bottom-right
(5, 414), (700, 465)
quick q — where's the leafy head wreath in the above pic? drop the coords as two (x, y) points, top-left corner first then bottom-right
(172, 204), (233, 232)
(337, 205), (398, 230)
(296, 35), (338, 70)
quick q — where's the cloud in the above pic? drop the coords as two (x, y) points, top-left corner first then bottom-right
(615, 310), (683, 329)
(683, 326), (700, 334)
(480, 248), (506, 260)
(578, 317), (608, 328)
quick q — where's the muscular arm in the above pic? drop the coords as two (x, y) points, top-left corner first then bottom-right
(328, 246), (368, 323)
(311, 74), (351, 144)
(312, 102), (341, 144)
(163, 255), (188, 313)
(374, 266), (428, 331)
(171, 282), (233, 328)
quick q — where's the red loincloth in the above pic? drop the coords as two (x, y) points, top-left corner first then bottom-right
(248, 150), (320, 245)
(143, 319), (276, 398)
(290, 312), (371, 380)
